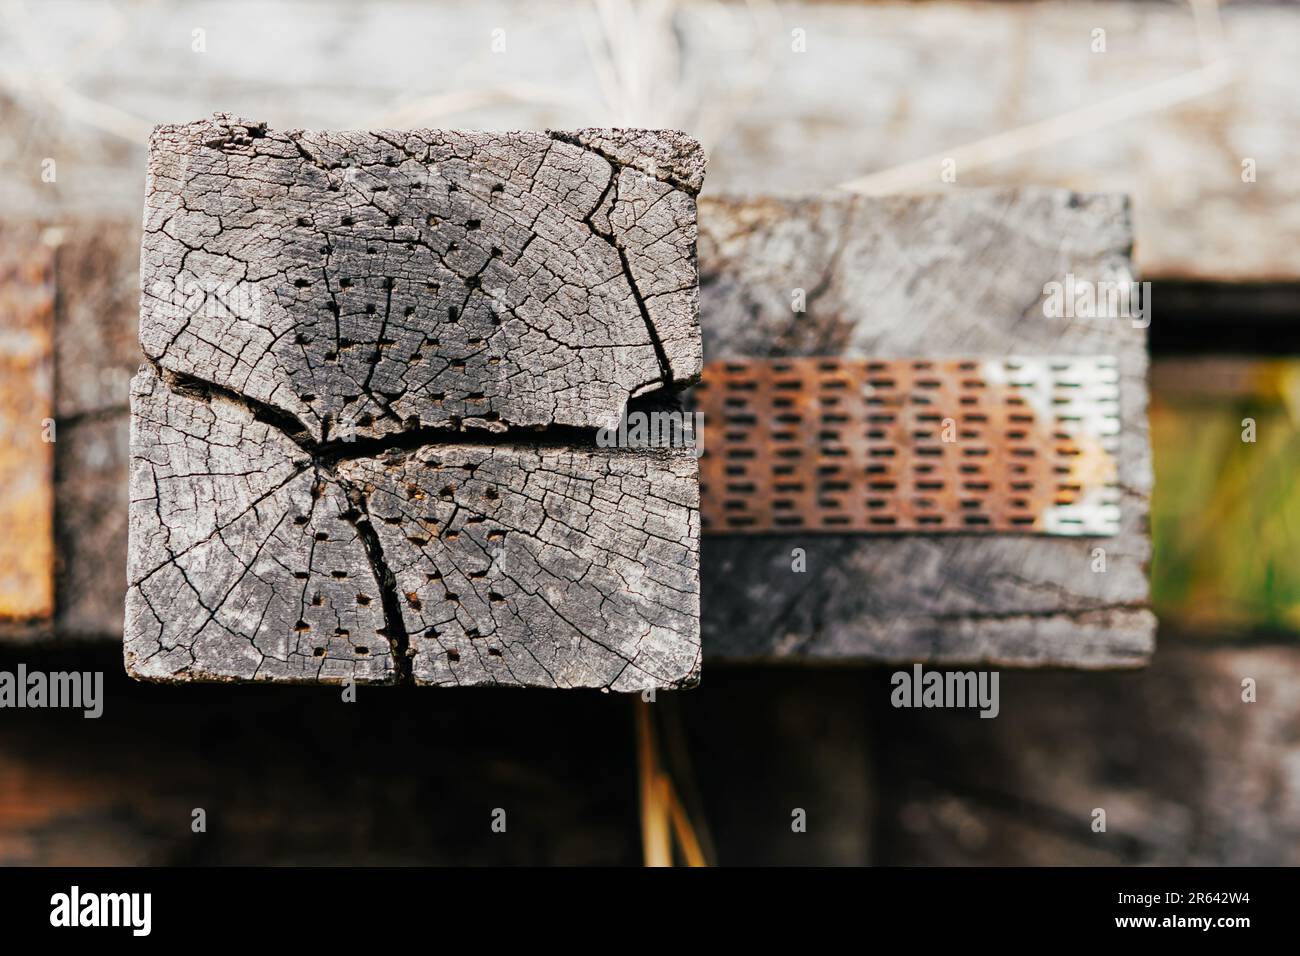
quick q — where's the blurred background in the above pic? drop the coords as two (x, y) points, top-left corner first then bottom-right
(2, 0), (1299, 865)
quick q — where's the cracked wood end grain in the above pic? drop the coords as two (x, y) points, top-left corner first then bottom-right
(338, 446), (699, 689)
(141, 114), (703, 440)
(126, 115), (703, 689)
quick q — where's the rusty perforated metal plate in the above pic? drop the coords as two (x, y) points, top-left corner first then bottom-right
(694, 356), (1121, 536)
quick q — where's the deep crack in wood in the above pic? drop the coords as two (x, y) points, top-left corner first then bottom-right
(126, 115), (704, 689)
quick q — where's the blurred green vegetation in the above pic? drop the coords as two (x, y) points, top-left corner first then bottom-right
(1151, 359), (1300, 636)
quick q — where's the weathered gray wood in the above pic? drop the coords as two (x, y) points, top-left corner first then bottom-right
(338, 445), (699, 688)
(126, 118), (703, 689)
(126, 369), (700, 688)
(126, 368), (393, 683)
(141, 114), (703, 440)
(0, 222), (141, 644)
(697, 190), (1154, 667)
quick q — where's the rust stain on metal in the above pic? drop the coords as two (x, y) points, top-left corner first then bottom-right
(0, 234), (56, 621)
(694, 356), (1120, 536)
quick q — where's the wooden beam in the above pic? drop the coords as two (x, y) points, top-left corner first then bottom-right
(0, 227), (55, 626)
(696, 191), (1154, 668)
(126, 117), (704, 689)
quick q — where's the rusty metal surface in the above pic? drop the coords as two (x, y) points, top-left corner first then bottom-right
(0, 229), (56, 621)
(695, 356), (1120, 536)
